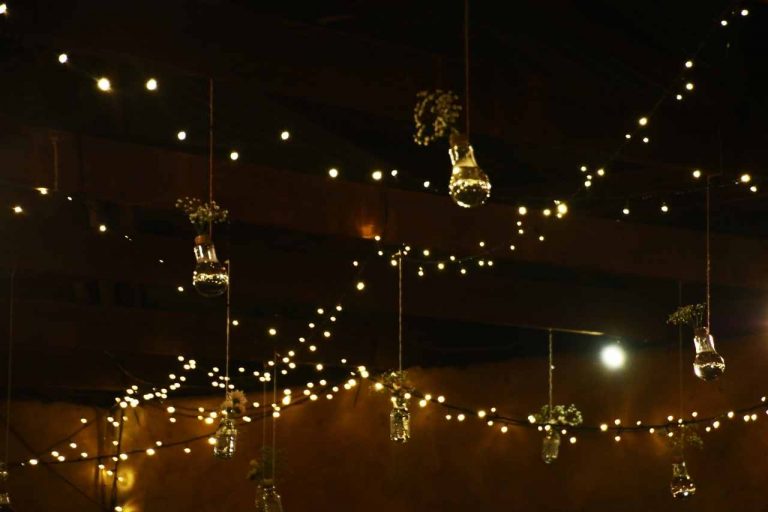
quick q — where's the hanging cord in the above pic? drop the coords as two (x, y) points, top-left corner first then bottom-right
(677, 280), (684, 457)
(208, 78), (214, 239)
(397, 251), (404, 374)
(4, 269), (15, 466)
(271, 354), (277, 482)
(705, 177), (711, 330)
(50, 135), (60, 192)
(547, 329), (553, 421)
(224, 260), (231, 406)
(463, 0), (471, 138)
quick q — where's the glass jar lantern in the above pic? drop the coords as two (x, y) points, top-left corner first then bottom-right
(389, 393), (411, 443)
(448, 136), (491, 209)
(213, 417), (238, 459)
(693, 327), (725, 381)
(193, 234), (229, 298)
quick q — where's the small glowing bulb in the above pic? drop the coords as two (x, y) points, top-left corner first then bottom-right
(98, 224), (107, 233)
(625, 133), (632, 140)
(518, 206), (527, 216)
(638, 116), (648, 126)
(614, 435), (621, 442)
(29, 459), (38, 466)
(692, 169), (702, 179)
(371, 170), (383, 181)
(557, 203), (568, 215)
(741, 9), (749, 16)
(328, 168), (339, 178)
(176, 286), (184, 293)
(750, 185), (758, 193)
(740, 173), (751, 183)
(601, 344), (626, 369)
(596, 168), (605, 177)
(390, 169), (398, 177)
(145, 78), (158, 91)
(356, 281), (365, 291)
(642, 137), (649, 144)
(0, 4), (7, 15)
(268, 328), (277, 336)
(538, 235), (545, 242)
(600, 424), (608, 432)
(423, 180), (431, 188)
(96, 77), (112, 92)
(423, 249), (431, 256)
(177, 130), (187, 141)
(622, 207), (630, 216)
(280, 130), (290, 141)
(661, 203), (669, 213)
(146, 448), (156, 456)
(685, 82), (694, 91)
(11, 205), (23, 214)
(685, 60), (693, 68)
(584, 180), (592, 188)
(229, 151), (239, 161)
(676, 94), (683, 101)
(231, 319), (239, 326)
(437, 262), (445, 270)
(721, 19), (728, 26)
(580, 165), (588, 172)
(543, 208), (551, 217)
(437, 395), (445, 403)
(58, 53), (69, 64)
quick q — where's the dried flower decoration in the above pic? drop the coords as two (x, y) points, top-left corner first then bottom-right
(175, 197), (229, 234)
(413, 89), (462, 146)
(668, 424), (704, 451)
(378, 370), (408, 391)
(221, 389), (248, 418)
(247, 446), (278, 482)
(667, 304), (705, 329)
(533, 404), (584, 427)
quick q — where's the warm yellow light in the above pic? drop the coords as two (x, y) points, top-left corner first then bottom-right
(98, 224), (107, 232)
(638, 116), (648, 126)
(176, 286), (184, 293)
(177, 130), (187, 141)
(614, 435), (621, 442)
(437, 395), (445, 403)
(207, 437), (216, 445)
(622, 207), (630, 215)
(280, 130), (290, 141)
(328, 168), (339, 178)
(685, 60), (693, 68)
(538, 235), (545, 242)
(642, 137), (649, 144)
(692, 169), (702, 179)
(457, 414), (465, 422)
(268, 327), (277, 336)
(97, 77), (112, 92)
(29, 459), (38, 465)
(740, 173), (751, 183)
(119, 453), (128, 461)
(584, 180), (592, 188)
(596, 168), (605, 177)
(750, 185), (758, 193)
(741, 8), (749, 16)
(423, 249), (430, 256)
(0, 4), (7, 15)
(720, 19), (728, 26)
(229, 151), (239, 161)
(685, 82), (694, 91)
(543, 208), (551, 217)
(356, 281), (365, 291)
(437, 262), (445, 270)
(146, 448), (156, 456)
(423, 180), (431, 188)
(556, 203), (568, 215)
(477, 410), (486, 418)
(518, 206), (527, 216)
(727, 411), (735, 418)
(580, 165), (587, 172)
(600, 424), (608, 432)
(145, 78), (158, 91)
(661, 204), (669, 213)
(371, 170), (383, 181)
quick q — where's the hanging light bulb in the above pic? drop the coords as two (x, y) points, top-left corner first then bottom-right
(541, 428), (560, 464)
(192, 234), (229, 297)
(448, 134), (491, 208)
(0, 463), (12, 511)
(670, 459), (696, 499)
(390, 392), (411, 443)
(255, 479), (284, 512)
(692, 326), (725, 381)
(213, 417), (237, 459)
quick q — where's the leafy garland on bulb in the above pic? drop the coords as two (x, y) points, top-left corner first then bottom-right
(667, 303), (725, 381)
(531, 404), (583, 465)
(175, 197), (230, 298)
(413, 90), (462, 147)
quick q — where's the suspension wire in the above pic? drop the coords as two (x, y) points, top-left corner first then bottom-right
(208, 77), (214, 238)
(677, 281), (684, 434)
(547, 329), (553, 420)
(706, 177), (711, 330)
(397, 251), (403, 374)
(4, 269), (15, 466)
(271, 354), (277, 481)
(50, 135), (60, 192)
(224, 260), (231, 405)
(463, 0), (471, 137)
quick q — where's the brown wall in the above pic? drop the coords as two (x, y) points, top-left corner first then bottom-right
(5, 330), (768, 511)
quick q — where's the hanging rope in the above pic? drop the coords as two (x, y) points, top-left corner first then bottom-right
(4, 269), (15, 466)
(677, 281), (684, 425)
(208, 78), (214, 238)
(224, 260), (231, 405)
(397, 251), (404, 374)
(50, 135), (60, 192)
(463, 0), (471, 137)
(271, 354), (277, 481)
(547, 329), (553, 421)
(705, 177), (711, 330)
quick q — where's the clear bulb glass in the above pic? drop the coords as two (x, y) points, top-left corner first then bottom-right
(693, 327), (725, 381)
(541, 428), (560, 464)
(0, 463), (12, 511)
(255, 480), (284, 512)
(670, 460), (696, 499)
(448, 139), (491, 208)
(389, 394), (410, 443)
(192, 235), (229, 298)
(213, 417), (237, 459)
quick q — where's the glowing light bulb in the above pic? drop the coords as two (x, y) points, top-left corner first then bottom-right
(741, 9), (749, 16)
(356, 281), (365, 291)
(661, 203), (669, 213)
(229, 151), (239, 161)
(58, 53), (69, 64)
(423, 180), (431, 188)
(390, 169), (398, 177)
(518, 206), (528, 216)
(750, 185), (758, 193)
(622, 207), (630, 216)
(685, 82), (694, 91)
(0, 4), (7, 15)
(177, 130), (187, 141)
(638, 116), (648, 126)
(448, 136), (490, 208)
(557, 203), (568, 215)
(96, 77), (112, 92)
(685, 60), (693, 68)
(280, 130), (290, 141)
(328, 168), (339, 178)
(720, 19), (728, 26)
(692, 327), (725, 381)
(600, 344), (626, 369)
(98, 224), (107, 233)
(213, 418), (237, 459)
(692, 169), (702, 179)
(371, 170), (383, 181)
(145, 78), (158, 91)
(11, 205), (22, 214)
(740, 173), (751, 183)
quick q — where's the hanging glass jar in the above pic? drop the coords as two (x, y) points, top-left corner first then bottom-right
(692, 327), (725, 381)
(670, 459), (696, 499)
(0, 463), (12, 511)
(213, 417), (237, 459)
(448, 134), (491, 209)
(389, 393), (411, 443)
(255, 479), (284, 512)
(192, 234), (229, 297)
(541, 427), (560, 464)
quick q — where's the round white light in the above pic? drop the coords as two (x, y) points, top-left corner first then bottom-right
(96, 77), (111, 92)
(58, 53), (69, 64)
(600, 344), (626, 370)
(229, 151), (239, 161)
(280, 130), (290, 141)
(328, 168), (339, 178)
(145, 78), (158, 91)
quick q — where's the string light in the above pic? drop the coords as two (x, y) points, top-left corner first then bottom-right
(229, 151), (239, 161)
(58, 53), (69, 64)
(423, 180), (431, 188)
(96, 77), (112, 92)
(11, 205), (22, 214)
(145, 78), (158, 91)
(98, 224), (108, 233)
(685, 60), (693, 68)
(661, 203), (669, 213)
(685, 82), (695, 91)
(328, 168), (339, 179)
(280, 130), (290, 141)
(177, 131), (187, 141)
(638, 116), (649, 126)
(0, 3), (6, 15)
(371, 170), (383, 181)
(740, 173), (751, 183)
(692, 169), (702, 179)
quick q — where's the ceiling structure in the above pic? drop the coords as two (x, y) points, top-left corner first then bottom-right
(0, 0), (766, 408)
